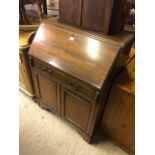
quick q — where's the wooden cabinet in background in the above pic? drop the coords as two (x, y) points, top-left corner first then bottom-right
(19, 31), (36, 96)
(100, 58), (135, 154)
(59, 0), (125, 34)
(28, 19), (134, 142)
(59, 0), (82, 26)
(82, 0), (125, 34)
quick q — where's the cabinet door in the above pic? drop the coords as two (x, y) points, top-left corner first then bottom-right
(61, 87), (92, 131)
(33, 69), (59, 113)
(100, 87), (135, 153)
(82, 0), (125, 33)
(59, 0), (82, 26)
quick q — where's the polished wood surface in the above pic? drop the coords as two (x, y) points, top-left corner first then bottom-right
(32, 58), (97, 100)
(28, 19), (134, 142)
(100, 58), (135, 154)
(59, 0), (82, 26)
(46, 18), (134, 55)
(29, 20), (134, 89)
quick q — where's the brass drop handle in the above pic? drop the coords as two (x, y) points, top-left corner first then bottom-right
(42, 67), (47, 74)
(42, 67), (52, 75)
(68, 80), (79, 91)
(72, 83), (79, 91)
(47, 69), (52, 74)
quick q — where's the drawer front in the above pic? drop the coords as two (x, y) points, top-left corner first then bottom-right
(32, 58), (98, 100)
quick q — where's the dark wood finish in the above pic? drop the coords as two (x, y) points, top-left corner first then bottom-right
(41, 0), (47, 15)
(61, 88), (91, 131)
(32, 69), (58, 112)
(59, 0), (82, 26)
(82, 0), (125, 34)
(28, 19), (134, 142)
(29, 20), (134, 89)
(47, 18), (134, 55)
(32, 58), (97, 100)
(100, 58), (135, 154)
(59, 0), (125, 34)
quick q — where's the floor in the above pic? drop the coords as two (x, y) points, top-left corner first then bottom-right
(19, 90), (128, 155)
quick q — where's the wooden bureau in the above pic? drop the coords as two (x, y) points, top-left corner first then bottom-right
(28, 19), (134, 142)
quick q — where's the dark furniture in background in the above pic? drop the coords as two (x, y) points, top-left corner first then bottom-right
(59, 0), (82, 26)
(82, 0), (125, 34)
(59, 0), (126, 34)
(28, 19), (134, 142)
(122, 0), (135, 33)
(19, 0), (47, 24)
(100, 57), (135, 154)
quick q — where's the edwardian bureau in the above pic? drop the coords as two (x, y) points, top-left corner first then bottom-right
(28, 19), (134, 142)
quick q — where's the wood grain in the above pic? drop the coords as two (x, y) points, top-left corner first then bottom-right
(59, 0), (82, 26)
(28, 19), (134, 143)
(29, 20), (124, 89)
(100, 58), (135, 154)
(82, 0), (125, 34)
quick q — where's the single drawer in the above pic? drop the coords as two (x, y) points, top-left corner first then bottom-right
(32, 58), (99, 100)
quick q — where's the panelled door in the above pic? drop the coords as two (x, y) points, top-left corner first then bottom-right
(61, 87), (93, 132)
(32, 69), (59, 113)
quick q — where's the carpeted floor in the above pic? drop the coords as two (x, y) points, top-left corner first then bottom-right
(19, 90), (128, 155)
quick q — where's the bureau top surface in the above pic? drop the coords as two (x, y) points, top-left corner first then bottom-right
(29, 20), (131, 89)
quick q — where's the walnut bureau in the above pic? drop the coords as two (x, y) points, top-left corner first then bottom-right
(28, 19), (134, 142)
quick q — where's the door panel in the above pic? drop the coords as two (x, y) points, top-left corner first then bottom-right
(59, 0), (82, 26)
(82, 0), (125, 33)
(34, 70), (58, 112)
(61, 88), (91, 131)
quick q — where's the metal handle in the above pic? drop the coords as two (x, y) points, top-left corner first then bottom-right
(42, 67), (47, 74)
(42, 67), (52, 75)
(48, 69), (52, 74)
(72, 83), (79, 91)
(68, 80), (79, 91)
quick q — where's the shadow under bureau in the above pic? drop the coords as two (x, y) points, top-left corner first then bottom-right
(28, 19), (134, 142)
